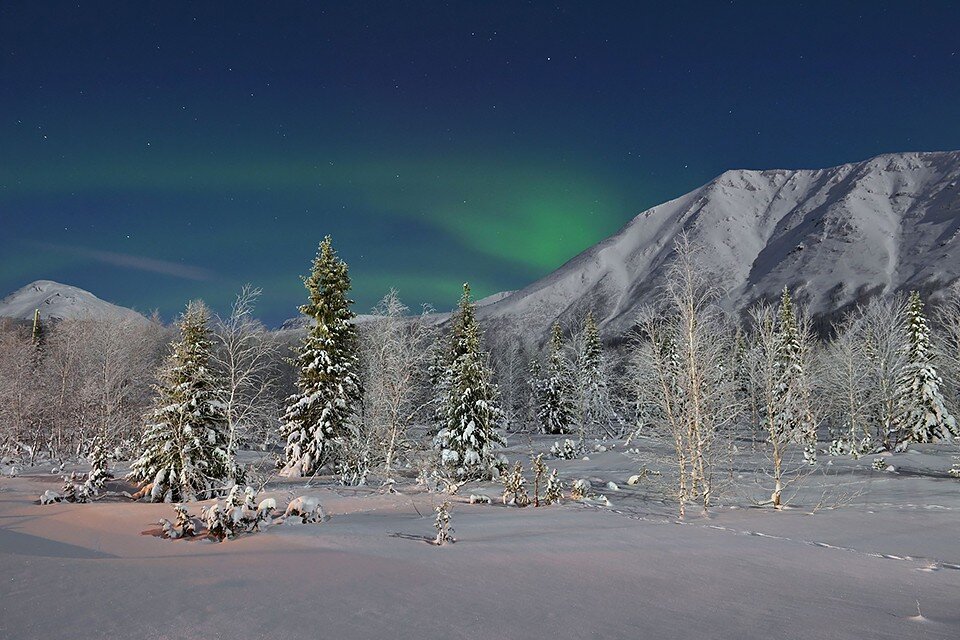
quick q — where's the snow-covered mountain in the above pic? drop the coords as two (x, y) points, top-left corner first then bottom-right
(0, 280), (146, 323)
(479, 151), (960, 341)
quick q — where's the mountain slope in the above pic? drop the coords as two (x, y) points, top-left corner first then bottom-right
(0, 280), (146, 323)
(480, 151), (960, 341)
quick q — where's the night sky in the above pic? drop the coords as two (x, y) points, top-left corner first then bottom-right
(2, 2), (959, 325)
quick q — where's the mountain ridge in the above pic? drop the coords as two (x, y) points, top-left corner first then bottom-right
(478, 150), (960, 341)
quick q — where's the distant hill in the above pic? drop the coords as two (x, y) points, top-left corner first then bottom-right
(0, 280), (146, 323)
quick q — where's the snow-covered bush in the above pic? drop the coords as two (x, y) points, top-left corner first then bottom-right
(39, 490), (62, 505)
(468, 494), (491, 504)
(283, 496), (325, 524)
(872, 457), (889, 471)
(550, 438), (581, 460)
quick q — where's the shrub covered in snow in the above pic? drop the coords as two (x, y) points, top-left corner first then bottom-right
(283, 496), (325, 524)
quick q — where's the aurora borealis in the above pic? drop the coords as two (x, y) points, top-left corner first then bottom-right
(2, 2), (960, 324)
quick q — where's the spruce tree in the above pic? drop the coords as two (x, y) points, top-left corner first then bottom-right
(433, 283), (505, 480)
(539, 323), (577, 435)
(84, 438), (113, 495)
(129, 301), (231, 502)
(775, 288), (818, 464)
(895, 291), (958, 444)
(279, 236), (362, 477)
(576, 312), (610, 439)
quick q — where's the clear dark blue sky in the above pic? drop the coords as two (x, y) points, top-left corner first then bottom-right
(2, 1), (958, 324)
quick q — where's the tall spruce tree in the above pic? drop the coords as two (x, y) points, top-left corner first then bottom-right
(433, 283), (505, 480)
(539, 323), (577, 435)
(774, 288), (818, 463)
(129, 301), (231, 502)
(280, 236), (362, 477)
(895, 291), (958, 445)
(576, 312), (610, 439)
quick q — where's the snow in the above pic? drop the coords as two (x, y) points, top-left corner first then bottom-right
(2, 439), (960, 638)
(0, 280), (146, 323)
(480, 151), (960, 341)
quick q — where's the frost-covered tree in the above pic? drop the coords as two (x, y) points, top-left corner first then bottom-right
(633, 235), (736, 516)
(280, 236), (362, 477)
(129, 301), (231, 502)
(360, 290), (435, 480)
(212, 285), (278, 473)
(894, 292), (958, 445)
(432, 284), (505, 480)
(538, 323), (577, 435)
(819, 314), (874, 456)
(774, 288), (819, 464)
(857, 296), (910, 448)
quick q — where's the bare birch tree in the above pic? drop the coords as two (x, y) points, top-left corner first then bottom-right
(211, 286), (279, 477)
(360, 289), (435, 481)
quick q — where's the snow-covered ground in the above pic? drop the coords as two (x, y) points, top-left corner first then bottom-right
(1, 437), (959, 639)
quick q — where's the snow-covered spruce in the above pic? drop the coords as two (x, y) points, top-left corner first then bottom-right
(544, 469), (564, 505)
(128, 301), (232, 502)
(432, 284), (506, 481)
(159, 503), (196, 539)
(279, 236), (362, 478)
(550, 438), (582, 460)
(775, 288), (819, 465)
(894, 291), (958, 446)
(532, 453), (547, 507)
(570, 478), (591, 501)
(537, 323), (577, 435)
(83, 438), (113, 496)
(575, 312), (615, 439)
(433, 501), (454, 545)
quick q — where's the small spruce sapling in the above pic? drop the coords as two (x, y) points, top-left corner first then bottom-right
(175, 503), (196, 537)
(571, 478), (591, 500)
(434, 501), (454, 545)
(532, 454), (547, 507)
(550, 438), (581, 460)
(84, 439), (113, 496)
(502, 461), (530, 507)
(544, 469), (564, 505)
